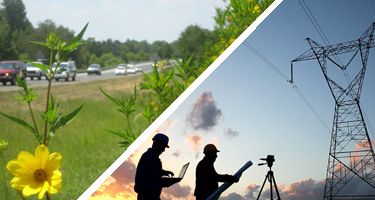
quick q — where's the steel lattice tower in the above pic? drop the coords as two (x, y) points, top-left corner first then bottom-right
(291, 23), (375, 199)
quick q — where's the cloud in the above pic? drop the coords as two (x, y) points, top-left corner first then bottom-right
(244, 184), (260, 199)
(277, 178), (325, 200)
(234, 179), (325, 200)
(185, 134), (203, 158)
(334, 176), (375, 195)
(219, 192), (246, 200)
(92, 160), (137, 198)
(186, 91), (222, 131)
(223, 128), (239, 138)
(163, 183), (192, 199)
(172, 150), (180, 157)
(186, 134), (203, 150)
(112, 160), (137, 184)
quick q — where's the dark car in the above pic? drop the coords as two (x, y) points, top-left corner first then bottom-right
(87, 64), (102, 75)
(0, 60), (27, 85)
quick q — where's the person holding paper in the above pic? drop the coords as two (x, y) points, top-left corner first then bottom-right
(134, 133), (175, 200)
(194, 144), (239, 200)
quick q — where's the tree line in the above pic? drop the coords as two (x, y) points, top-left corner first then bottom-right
(0, 0), (273, 70)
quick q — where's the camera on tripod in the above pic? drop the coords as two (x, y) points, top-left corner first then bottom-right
(256, 155), (281, 200)
(258, 155), (275, 168)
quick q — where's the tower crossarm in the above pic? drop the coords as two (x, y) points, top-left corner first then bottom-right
(292, 38), (375, 62)
(292, 22), (375, 63)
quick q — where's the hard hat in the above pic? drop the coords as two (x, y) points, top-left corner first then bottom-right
(152, 133), (169, 148)
(203, 144), (219, 154)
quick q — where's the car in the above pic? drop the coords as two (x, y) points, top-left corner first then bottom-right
(26, 62), (46, 80)
(0, 60), (27, 85)
(87, 64), (102, 75)
(52, 61), (77, 81)
(115, 64), (127, 75)
(126, 64), (137, 74)
(135, 66), (143, 73)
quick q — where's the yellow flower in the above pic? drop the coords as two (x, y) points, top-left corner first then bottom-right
(253, 4), (261, 14)
(6, 145), (62, 199)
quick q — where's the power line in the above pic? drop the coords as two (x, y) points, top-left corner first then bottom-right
(281, 6), (305, 39)
(243, 41), (331, 133)
(297, 0), (345, 67)
(297, 0), (330, 46)
(243, 41), (289, 82)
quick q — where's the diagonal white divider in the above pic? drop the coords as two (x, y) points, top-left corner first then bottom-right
(78, 0), (283, 199)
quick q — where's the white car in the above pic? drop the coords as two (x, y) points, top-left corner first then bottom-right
(26, 62), (46, 80)
(53, 61), (77, 81)
(115, 65), (127, 75)
(126, 65), (137, 74)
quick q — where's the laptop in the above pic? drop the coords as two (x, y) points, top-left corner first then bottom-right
(162, 162), (190, 187)
(176, 162), (189, 178)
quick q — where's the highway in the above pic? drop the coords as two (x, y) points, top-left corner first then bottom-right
(0, 62), (153, 92)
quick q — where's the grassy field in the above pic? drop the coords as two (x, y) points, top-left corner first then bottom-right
(0, 76), (148, 199)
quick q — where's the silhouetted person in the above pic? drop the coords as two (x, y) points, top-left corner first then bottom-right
(194, 144), (239, 200)
(134, 133), (175, 200)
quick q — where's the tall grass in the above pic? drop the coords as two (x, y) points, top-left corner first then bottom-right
(0, 77), (148, 199)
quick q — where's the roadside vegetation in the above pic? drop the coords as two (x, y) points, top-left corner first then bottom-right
(0, 0), (274, 199)
(0, 76), (148, 199)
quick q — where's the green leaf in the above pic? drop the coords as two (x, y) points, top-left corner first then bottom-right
(60, 104), (84, 125)
(0, 112), (38, 138)
(108, 129), (139, 148)
(100, 88), (119, 106)
(67, 23), (88, 46)
(30, 41), (48, 48)
(152, 65), (160, 81)
(31, 62), (50, 74)
(50, 104), (84, 134)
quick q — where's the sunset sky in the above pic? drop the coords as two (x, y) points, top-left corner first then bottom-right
(89, 0), (375, 199)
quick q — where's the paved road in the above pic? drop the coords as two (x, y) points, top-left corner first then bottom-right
(0, 62), (153, 92)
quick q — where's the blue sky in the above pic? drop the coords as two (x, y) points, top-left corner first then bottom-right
(17, 0), (225, 42)
(90, 0), (375, 199)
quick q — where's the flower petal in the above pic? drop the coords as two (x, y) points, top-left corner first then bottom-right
(9, 151), (39, 173)
(35, 145), (49, 169)
(45, 152), (62, 174)
(10, 177), (28, 191)
(7, 160), (34, 178)
(22, 181), (42, 197)
(49, 170), (62, 193)
(38, 181), (49, 200)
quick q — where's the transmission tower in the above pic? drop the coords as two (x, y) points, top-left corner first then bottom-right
(291, 23), (375, 199)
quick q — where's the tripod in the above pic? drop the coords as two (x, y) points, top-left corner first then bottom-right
(256, 155), (281, 200)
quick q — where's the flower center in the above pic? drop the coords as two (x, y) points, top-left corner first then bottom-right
(33, 169), (47, 182)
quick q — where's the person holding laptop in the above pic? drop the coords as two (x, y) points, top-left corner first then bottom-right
(134, 133), (177, 200)
(194, 144), (239, 200)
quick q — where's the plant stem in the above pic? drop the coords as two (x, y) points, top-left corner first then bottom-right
(27, 102), (40, 141)
(46, 192), (51, 200)
(126, 115), (133, 133)
(43, 50), (54, 145)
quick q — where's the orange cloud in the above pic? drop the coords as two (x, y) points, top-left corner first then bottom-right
(92, 160), (137, 199)
(185, 134), (203, 158)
